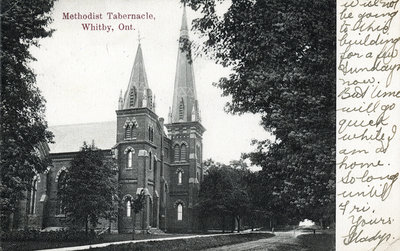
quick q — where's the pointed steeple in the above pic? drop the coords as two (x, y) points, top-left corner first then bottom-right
(121, 42), (152, 109)
(180, 5), (189, 38)
(171, 6), (201, 123)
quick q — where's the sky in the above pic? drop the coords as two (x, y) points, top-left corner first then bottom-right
(30, 0), (269, 166)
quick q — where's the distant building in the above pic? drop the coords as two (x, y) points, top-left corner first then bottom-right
(16, 7), (205, 233)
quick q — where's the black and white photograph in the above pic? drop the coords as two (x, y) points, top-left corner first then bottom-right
(1, 0), (399, 250)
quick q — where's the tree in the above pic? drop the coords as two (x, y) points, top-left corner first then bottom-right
(0, 0), (55, 230)
(129, 190), (145, 240)
(186, 0), (335, 225)
(58, 142), (118, 233)
(197, 161), (250, 232)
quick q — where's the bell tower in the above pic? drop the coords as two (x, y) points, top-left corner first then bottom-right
(115, 41), (161, 233)
(165, 6), (205, 232)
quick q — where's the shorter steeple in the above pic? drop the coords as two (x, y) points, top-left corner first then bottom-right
(120, 42), (153, 110)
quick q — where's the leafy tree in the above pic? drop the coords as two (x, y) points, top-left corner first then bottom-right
(58, 142), (118, 233)
(229, 159), (248, 170)
(186, 0), (335, 225)
(243, 170), (286, 229)
(129, 190), (145, 240)
(197, 161), (250, 232)
(197, 163), (231, 232)
(0, 0), (55, 230)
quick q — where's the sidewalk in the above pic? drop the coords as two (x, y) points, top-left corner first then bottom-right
(37, 231), (255, 251)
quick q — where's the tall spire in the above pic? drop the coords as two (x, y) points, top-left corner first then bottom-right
(121, 42), (152, 110)
(180, 5), (189, 38)
(170, 6), (201, 123)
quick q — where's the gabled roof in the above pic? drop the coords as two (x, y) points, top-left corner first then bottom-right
(49, 121), (116, 153)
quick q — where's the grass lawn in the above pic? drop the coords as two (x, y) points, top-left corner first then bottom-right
(92, 233), (274, 251)
(0, 233), (191, 251)
(1, 232), (274, 251)
(297, 232), (335, 251)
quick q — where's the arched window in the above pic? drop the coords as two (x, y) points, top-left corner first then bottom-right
(179, 99), (185, 120)
(180, 144), (187, 161)
(126, 200), (131, 217)
(177, 204), (183, 221)
(57, 171), (67, 215)
(178, 171), (182, 184)
(29, 176), (39, 214)
(174, 145), (180, 162)
(127, 150), (133, 169)
(124, 119), (138, 140)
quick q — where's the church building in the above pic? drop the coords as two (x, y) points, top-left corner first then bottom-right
(16, 7), (205, 233)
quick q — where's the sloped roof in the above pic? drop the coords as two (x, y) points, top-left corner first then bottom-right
(122, 43), (150, 109)
(170, 6), (200, 123)
(49, 121), (116, 153)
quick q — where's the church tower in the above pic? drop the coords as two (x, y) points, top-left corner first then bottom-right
(165, 6), (205, 232)
(115, 42), (162, 233)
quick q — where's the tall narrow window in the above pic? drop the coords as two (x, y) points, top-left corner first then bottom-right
(128, 151), (133, 168)
(29, 176), (38, 214)
(125, 125), (131, 139)
(180, 144), (187, 161)
(131, 125), (137, 139)
(148, 126), (154, 142)
(196, 146), (201, 163)
(149, 152), (152, 170)
(126, 200), (131, 217)
(177, 204), (183, 221)
(57, 171), (67, 215)
(150, 128), (154, 142)
(148, 127), (151, 140)
(153, 157), (157, 181)
(179, 99), (185, 120)
(178, 171), (182, 184)
(174, 145), (180, 162)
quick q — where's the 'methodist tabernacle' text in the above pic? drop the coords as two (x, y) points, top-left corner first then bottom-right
(63, 12), (155, 20)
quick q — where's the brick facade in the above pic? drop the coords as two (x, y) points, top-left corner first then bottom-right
(14, 7), (205, 233)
